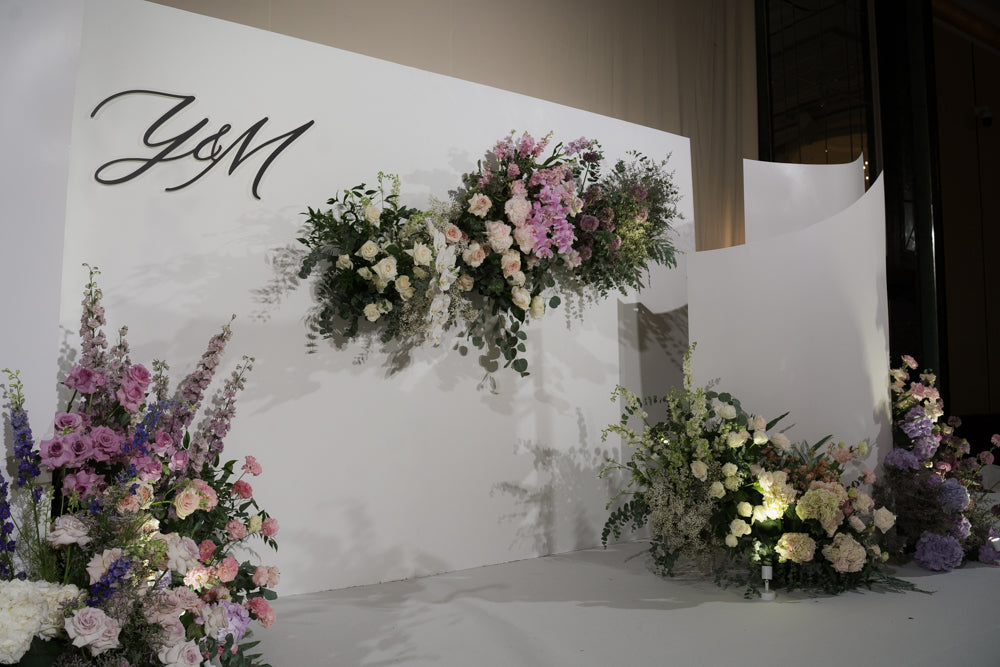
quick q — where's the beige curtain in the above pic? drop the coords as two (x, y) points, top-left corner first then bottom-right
(150, 0), (756, 250)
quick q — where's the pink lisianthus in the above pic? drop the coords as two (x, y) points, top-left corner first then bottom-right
(901, 354), (918, 369)
(261, 517), (279, 538)
(65, 365), (106, 394)
(241, 455), (262, 476)
(226, 519), (248, 541)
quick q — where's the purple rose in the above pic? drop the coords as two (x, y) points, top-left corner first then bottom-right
(116, 377), (146, 413)
(40, 437), (72, 469)
(579, 214), (599, 232)
(63, 468), (105, 499)
(65, 366), (106, 394)
(62, 432), (94, 466)
(126, 364), (152, 388)
(54, 412), (86, 434)
(89, 425), (122, 462)
(578, 245), (593, 261)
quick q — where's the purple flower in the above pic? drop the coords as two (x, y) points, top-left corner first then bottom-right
(978, 529), (1000, 565)
(89, 425), (123, 462)
(565, 137), (591, 155)
(937, 478), (971, 513)
(979, 451), (994, 466)
(0, 469), (16, 579)
(54, 412), (85, 433)
(951, 515), (972, 539)
(884, 447), (920, 470)
(899, 406), (933, 439)
(582, 150), (600, 164)
(913, 434), (940, 460)
(610, 236), (622, 251)
(9, 405), (39, 487)
(578, 244), (593, 262)
(579, 215), (599, 232)
(631, 185), (648, 201)
(914, 531), (964, 572)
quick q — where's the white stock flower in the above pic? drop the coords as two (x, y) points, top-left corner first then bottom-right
(770, 432), (792, 452)
(751, 415), (767, 431)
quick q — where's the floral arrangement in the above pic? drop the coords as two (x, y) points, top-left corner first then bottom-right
(0, 266), (279, 666)
(874, 355), (999, 571)
(296, 131), (680, 376)
(600, 346), (904, 595)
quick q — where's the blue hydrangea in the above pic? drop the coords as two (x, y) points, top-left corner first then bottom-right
(884, 447), (920, 470)
(937, 478), (971, 513)
(914, 531), (964, 572)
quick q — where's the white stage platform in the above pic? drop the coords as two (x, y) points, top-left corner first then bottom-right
(255, 540), (1000, 666)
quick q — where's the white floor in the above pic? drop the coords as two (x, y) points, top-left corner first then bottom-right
(254, 541), (1000, 666)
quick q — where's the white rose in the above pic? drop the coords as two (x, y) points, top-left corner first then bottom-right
(723, 475), (741, 491)
(158, 639), (203, 666)
(873, 507), (895, 533)
(373, 256), (398, 281)
(363, 304), (381, 322)
(690, 460), (708, 481)
(357, 267), (373, 281)
(395, 275), (415, 300)
(753, 430), (769, 445)
(364, 203), (381, 224)
(511, 286), (531, 310)
(508, 270), (526, 286)
(529, 295), (545, 319)
(356, 240), (380, 261)
(725, 534), (739, 548)
(485, 220), (514, 253)
(721, 462), (738, 477)
(336, 254), (353, 270)
(709, 481), (726, 499)
(729, 518), (751, 537)
(48, 514), (91, 547)
(407, 242), (433, 266)
(737, 502), (753, 518)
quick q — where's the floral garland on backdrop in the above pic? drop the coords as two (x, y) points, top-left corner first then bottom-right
(296, 131), (680, 376)
(874, 355), (1000, 571)
(600, 346), (909, 596)
(0, 267), (278, 666)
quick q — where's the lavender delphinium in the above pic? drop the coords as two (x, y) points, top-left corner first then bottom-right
(3, 369), (42, 495)
(78, 264), (109, 371)
(197, 356), (255, 465)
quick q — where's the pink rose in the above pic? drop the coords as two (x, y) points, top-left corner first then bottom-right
(62, 432), (94, 466)
(153, 429), (174, 455)
(512, 225), (535, 253)
(47, 514), (92, 547)
(170, 450), (190, 473)
(193, 479), (218, 510)
(65, 365), (106, 394)
(226, 519), (248, 540)
(444, 223), (463, 243)
(261, 517), (279, 538)
(485, 220), (514, 253)
(116, 377), (146, 413)
(499, 249), (521, 277)
(174, 483), (202, 519)
(462, 241), (487, 268)
(157, 640), (203, 666)
(241, 455), (262, 476)
(231, 480), (253, 499)
(467, 193), (492, 218)
(67, 607), (121, 656)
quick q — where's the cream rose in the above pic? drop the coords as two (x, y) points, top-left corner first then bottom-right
(357, 240), (380, 261)
(336, 254), (353, 270)
(462, 241), (487, 268)
(456, 274), (474, 292)
(444, 223), (463, 243)
(721, 462), (738, 477)
(173, 485), (201, 519)
(709, 481), (726, 499)
(729, 519), (751, 537)
(395, 275), (415, 300)
(364, 204), (381, 224)
(725, 534), (738, 548)
(485, 220), (514, 253)
(873, 507), (895, 533)
(356, 267), (373, 281)
(467, 193), (492, 218)
(737, 502), (753, 518)
(500, 249), (521, 277)
(363, 303), (381, 322)
(508, 270), (526, 286)
(407, 242), (433, 266)
(690, 460), (709, 481)
(511, 287), (531, 310)
(373, 256), (398, 281)
(529, 295), (546, 319)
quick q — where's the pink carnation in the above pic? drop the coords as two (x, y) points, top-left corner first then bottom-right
(216, 556), (239, 583)
(252, 565), (280, 588)
(231, 480), (253, 499)
(198, 540), (217, 563)
(241, 455), (263, 476)
(261, 517), (279, 538)
(245, 597), (276, 628)
(226, 519), (248, 541)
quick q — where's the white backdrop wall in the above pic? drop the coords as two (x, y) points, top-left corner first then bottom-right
(2, 0), (695, 595)
(689, 168), (891, 469)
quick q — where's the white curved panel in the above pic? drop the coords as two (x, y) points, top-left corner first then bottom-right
(744, 155), (865, 242)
